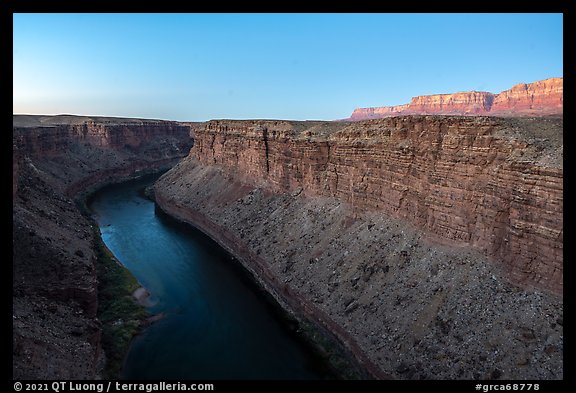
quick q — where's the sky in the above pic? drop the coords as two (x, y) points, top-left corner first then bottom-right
(13, 13), (563, 121)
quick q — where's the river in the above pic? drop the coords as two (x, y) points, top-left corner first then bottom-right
(89, 175), (331, 379)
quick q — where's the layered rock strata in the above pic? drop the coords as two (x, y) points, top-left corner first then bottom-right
(12, 115), (192, 379)
(154, 116), (563, 379)
(350, 78), (563, 119)
(491, 78), (564, 115)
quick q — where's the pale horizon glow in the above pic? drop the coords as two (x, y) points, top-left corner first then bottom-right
(13, 13), (563, 122)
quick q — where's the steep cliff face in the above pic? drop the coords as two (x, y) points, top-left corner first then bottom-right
(350, 78), (563, 119)
(491, 78), (564, 115)
(350, 104), (411, 120)
(188, 117), (562, 293)
(155, 116), (562, 379)
(14, 122), (188, 158)
(13, 116), (192, 197)
(408, 91), (494, 114)
(12, 115), (193, 379)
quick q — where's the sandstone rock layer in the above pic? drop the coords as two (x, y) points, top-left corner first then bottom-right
(491, 78), (564, 115)
(350, 78), (563, 119)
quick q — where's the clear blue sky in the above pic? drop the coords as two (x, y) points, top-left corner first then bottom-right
(13, 13), (563, 121)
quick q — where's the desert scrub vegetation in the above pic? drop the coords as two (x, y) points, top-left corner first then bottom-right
(95, 237), (147, 379)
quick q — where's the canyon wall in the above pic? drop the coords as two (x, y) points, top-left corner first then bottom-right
(188, 117), (563, 293)
(154, 116), (563, 379)
(12, 115), (192, 379)
(13, 116), (192, 195)
(350, 78), (563, 119)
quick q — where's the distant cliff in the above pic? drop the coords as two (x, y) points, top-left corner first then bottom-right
(491, 78), (563, 115)
(350, 78), (563, 120)
(12, 115), (192, 379)
(13, 116), (192, 196)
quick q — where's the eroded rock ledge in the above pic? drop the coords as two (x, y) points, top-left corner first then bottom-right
(154, 116), (562, 379)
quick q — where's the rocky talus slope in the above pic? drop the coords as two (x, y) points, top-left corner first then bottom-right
(154, 116), (562, 379)
(351, 77), (562, 119)
(12, 115), (192, 379)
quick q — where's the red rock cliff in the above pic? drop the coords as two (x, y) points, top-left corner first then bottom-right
(350, 104), (411, 120)
(350, 78), (563, 119)
(408, 91), (494, 114)
(491, 78), (563, 115)
(13, 116), (193, 196)
(190, 117), (563, 294)
(13, 116), (192, 159)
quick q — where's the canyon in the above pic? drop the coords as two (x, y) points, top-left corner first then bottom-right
(13, 109), (563, 379)
(12, 115), (192, 379)
(350, 78), (563, 120)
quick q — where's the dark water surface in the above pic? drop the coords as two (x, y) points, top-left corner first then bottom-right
(89, 175), (328, 379)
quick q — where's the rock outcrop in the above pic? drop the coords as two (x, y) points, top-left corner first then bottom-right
(12, 115), (192, 379)
(350, 104), (411, 120)
(154, 116), (563, 379)
(350, 78), (563, 120)
(491, 78), (564, 115)
(408, 91), (495, 114)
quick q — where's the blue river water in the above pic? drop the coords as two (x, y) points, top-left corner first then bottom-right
(89, 175), (330, 379)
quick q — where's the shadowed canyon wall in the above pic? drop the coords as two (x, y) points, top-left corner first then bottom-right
(351, 78), (563, 119)
(12, 115), (192, 379)
(154, 115), (562, 379)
